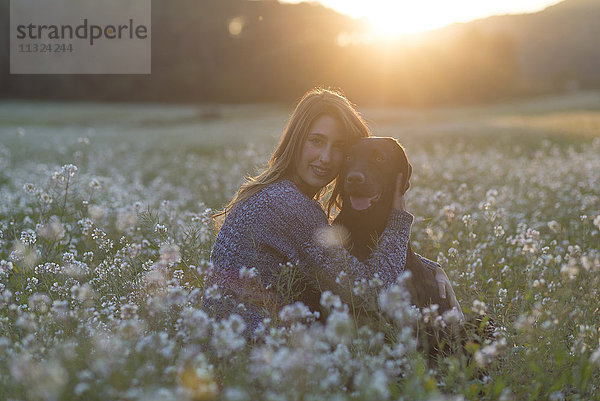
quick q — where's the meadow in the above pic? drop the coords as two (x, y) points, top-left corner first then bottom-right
(0, 92), (599, 400)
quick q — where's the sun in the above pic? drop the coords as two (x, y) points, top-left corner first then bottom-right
(299, 0), (470, 38)
(281, 0), (456, 37)
(349, 1), (499, 38)
(361, 3), (456, 37)
(282, 0), (563, 39)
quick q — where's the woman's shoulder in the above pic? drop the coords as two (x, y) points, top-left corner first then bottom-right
(245, 179), (325, 218)
(217, 179), (326, 245)
(259, 179), (299, 198)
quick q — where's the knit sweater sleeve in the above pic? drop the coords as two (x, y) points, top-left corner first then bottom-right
(263, 188), (413, 307)
(417, 254), (440, 272)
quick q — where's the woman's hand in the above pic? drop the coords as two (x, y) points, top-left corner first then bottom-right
(434, 266), (465, 322)
(392, 172), (407, 210)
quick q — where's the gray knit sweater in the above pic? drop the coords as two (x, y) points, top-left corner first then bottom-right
(203, 179), (437, 336)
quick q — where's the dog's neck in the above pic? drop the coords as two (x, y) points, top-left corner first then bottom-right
(335, 198), (392, 261)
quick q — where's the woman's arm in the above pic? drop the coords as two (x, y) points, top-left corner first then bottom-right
(266, 196), (413, 309)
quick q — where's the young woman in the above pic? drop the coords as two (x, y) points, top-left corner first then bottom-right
(203, 87), (461, 338)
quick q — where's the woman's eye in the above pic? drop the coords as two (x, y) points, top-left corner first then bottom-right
(310, 138), (322, 145)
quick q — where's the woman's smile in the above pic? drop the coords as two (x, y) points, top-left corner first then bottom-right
(310, 164), (332, 177)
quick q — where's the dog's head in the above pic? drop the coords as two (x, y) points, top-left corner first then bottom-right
(339, 137), (412, 213)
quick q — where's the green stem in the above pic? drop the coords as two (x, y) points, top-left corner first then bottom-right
(60, 175), (70, 221)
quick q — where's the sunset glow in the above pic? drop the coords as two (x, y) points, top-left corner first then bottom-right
(283, 0), (564, 36)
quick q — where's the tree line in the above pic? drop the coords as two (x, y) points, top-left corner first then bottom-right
(1, 0), (594, 106)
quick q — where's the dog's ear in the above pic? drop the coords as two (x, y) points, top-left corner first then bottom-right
(387, 137), (412, 195)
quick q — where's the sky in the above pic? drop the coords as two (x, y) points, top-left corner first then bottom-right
(281, 0), (565, 36)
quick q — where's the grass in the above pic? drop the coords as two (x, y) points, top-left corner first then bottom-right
(0, 92), (599, 400)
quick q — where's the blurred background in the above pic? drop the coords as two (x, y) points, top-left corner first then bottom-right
(1, 0), (599, 106)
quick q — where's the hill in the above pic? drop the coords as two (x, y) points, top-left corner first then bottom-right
(430, 0), (600, 91)
(1, 0), (598, 105)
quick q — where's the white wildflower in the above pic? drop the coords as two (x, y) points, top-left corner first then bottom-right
(335, 270), (348, 284)
(239, 266), (258, 279)
(155, 223), (167, 234)
(37, 216), (65, 241)
(494, 225), (505, 237)
(320, 290), (342, 311)
(144, 267), (168, 291)
(547, 220), (560, 233)
(38, 192), (53, 204)
(20, 229), (37, 246)
(196, 260), (214, 276)
(120, 303), (139, 320)
(472, 299), (487, 316)
(442, 307), (464, 325)
(590, 348), (600, 365)
(88, 205), (105, 222)
(378, 280), (411, 320)
(158, 243), (181, 266)
(52, 164), (78, 183)
(325, 310), (354, 344)
(0, 260), (13, 276)
(88, 178), (101, 189)
(474, 337), (506, 368)
(78, 218), (94, 235)
(180, 308), (211, 340)
(71, 284), (95, 303)
(462, 214), (471, 225)
(210, 315), (246, 357)
(29, 293), (51, 313)
(441, 204), (456, 220)
(178, 357), (219, 400)
(279, 302), (314, 323)
(352, 278), (368, 296)
(203, 284), (221, 300)
(23, 183), (36, 194)
(560, 259), (579, 280)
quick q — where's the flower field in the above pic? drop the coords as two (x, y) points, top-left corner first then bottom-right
(1, 93), (599, 400)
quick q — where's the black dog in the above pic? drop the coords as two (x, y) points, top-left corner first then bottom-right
(333, 137), (451, 312)
(333, 137), (496, 364)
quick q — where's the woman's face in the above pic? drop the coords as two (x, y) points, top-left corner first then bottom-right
(292, 114), (347, 197)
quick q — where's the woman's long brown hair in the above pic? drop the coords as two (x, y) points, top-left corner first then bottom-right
(212, 87), (370, 232)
